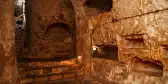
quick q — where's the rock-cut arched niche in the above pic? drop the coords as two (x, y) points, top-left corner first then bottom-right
(45, 23), (75, 58)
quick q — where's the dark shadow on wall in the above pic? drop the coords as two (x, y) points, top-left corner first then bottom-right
(84, 0), (112, 11)
(92, 45), (118, 61)
(84, 0), (112, 16)
(123, 34), (147, 49)
(131, 57), (163, 77)
(45, 23), (74, 35)
(62, 0), (74, 9)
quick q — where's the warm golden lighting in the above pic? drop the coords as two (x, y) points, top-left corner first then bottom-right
(92, 46), (98, 51)
(78, 56), (82, 59)
(78, 56), (82, 63)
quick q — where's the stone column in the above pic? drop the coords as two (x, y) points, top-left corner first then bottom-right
(0, 0), (18, 84)
(70, 0), (92, 75)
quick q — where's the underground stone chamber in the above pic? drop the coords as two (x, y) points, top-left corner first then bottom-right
(2, 0), (168, 84)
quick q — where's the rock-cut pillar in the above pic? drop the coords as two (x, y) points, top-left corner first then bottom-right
(0, 0), (18, 84)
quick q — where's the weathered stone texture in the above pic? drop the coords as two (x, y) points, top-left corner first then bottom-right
(111, 0), (168, 19)
(90, 9), (168, 64)
(90, 58), (168, 84)
(88, 0), (168, 84)
(70, 0), (92, 74)
(0, 0), (18, 83)
(18, 0), (168, 83)
(31, 0), (76, 58)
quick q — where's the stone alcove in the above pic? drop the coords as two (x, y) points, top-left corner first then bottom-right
(92, 45), (118, 61)
(84, 0), (112, 16)
(29, 0), (76, 59)
(123, 34), (147, 49)
(131, 57), (163, 77)
(44, 23), (75, 58)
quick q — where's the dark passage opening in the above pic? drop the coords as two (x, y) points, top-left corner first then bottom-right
(84, 0), (112, 12)
(84, 0), (112, 16)
(92, 45), (118, 61)
(14, 0), (29, 59)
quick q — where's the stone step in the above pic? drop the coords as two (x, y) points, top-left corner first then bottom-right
(15, 44), (22, 47)
(15, 37), (22, 40)
(20, 70), (84, 79)
(19, 63), (82, 71)
(15, 41), (22, 43)
(22, 48), (29, 53)
(20, 75), (84, 84)
(15, 34), (22, 37)
(15, 39), (23, 43)
(19, 65), (84, 84)
(20, 71), (84, 83)
(17, 57), (78, 63)
(18, 58), (84, 84)
(15, 40), (22, 42)
(17, 58), (82, 70)
(16, 48), (21, 52)
(20, 66), (83, 76)
(16, 46), (21, 49)
(15, 42), (22, 44)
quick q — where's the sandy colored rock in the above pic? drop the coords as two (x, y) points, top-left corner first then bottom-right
(111, 0), (168, 19)
(31, 0), (76, 58)
(0, 0), (18, 83)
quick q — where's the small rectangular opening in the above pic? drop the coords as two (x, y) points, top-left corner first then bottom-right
(84, 0), (112, 16)
(92, 45), (118, 61)
(125, 39), (145, 49)
(161, 45), (168, 59)
(123, 34), (146, 49)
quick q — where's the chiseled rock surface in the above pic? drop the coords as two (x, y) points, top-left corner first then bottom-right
(31, 0), (76, 58)
(111, 0), (168, 19)
(70, 0), (92, 74)
(90, 9), (168, 63)
(27, 0), (168, 83)
(90, 58), (168, 84)
(88, 1), (168, 84)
